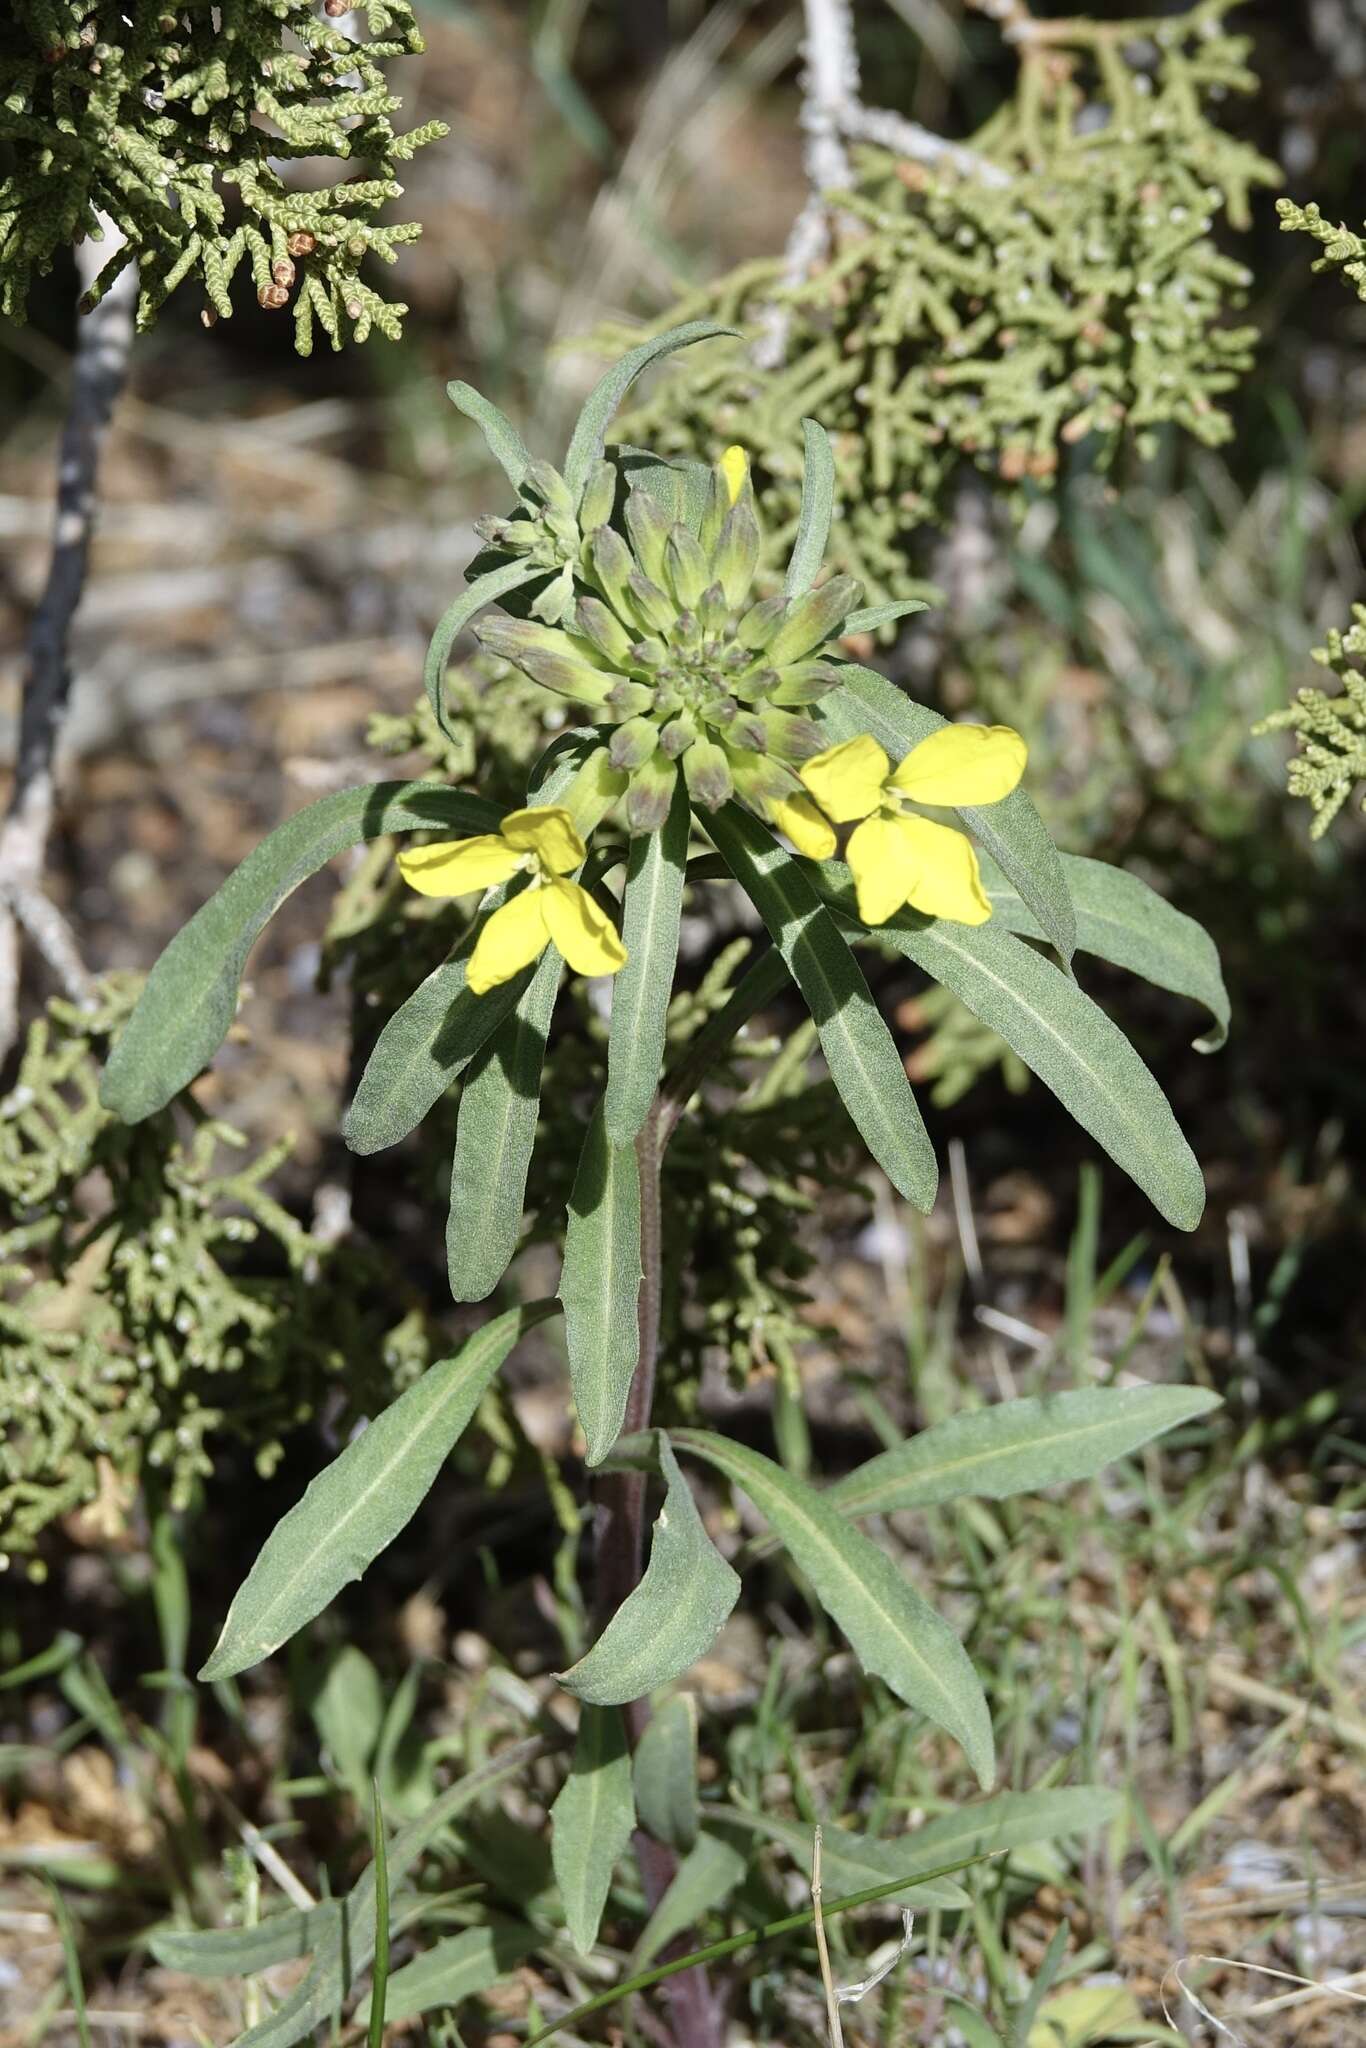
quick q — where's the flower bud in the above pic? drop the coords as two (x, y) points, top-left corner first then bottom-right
(563, 746), (628, 836)
(609, 716), (660, 771)
(624, 488), (671, 586)
(530, 561), (576, 626)
(578, 459), (617, 533)
(659, 713), (699, 759)
(474, 616), (611, 704)
(664, 524), (710, 611)
(769, 660), (841, 706)
(625, 570), (674, 635)
(627, 754), (679, 833)
(683, 738), (734, 812)
(727, 746), (794, 807)
(590, 525), (636, 617)
(574, 595), (635, 667)
(606, 680), (654, 717)
(767, 576), (863, 667)
(736, 593), (787, 653)
(524, 460), (575, 519)
(713, 496), (761, 609)
(758, 710), (824, 762)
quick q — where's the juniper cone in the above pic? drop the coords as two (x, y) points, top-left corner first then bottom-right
(473, 447), (858, 841)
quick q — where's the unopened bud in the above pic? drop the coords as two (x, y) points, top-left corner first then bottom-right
(258, 283), (289, 310)
(324, 0), (348, 17)
(272, 257), (296, 288)
(286, 230), (316, 256)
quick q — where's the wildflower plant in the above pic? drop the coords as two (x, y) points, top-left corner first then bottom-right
(0, 0), (444, 348)
(100, 328), (1230, 2041)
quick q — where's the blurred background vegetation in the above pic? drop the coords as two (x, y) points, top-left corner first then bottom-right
(1, 3), (1364, 2043)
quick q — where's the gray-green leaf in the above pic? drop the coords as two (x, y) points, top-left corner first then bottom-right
(983, 852), (1230, 1052)
(200, 1303), (560, 1679)
(150, 1904), (339, 1978)
(563, 322), (736, 504)
(605, 777), (690, 1144)
(707, 804), (938, 1213)
(784, 418), (836, 599)
(817, 872), (1205, 1230)
(447, 945), (562, 1301)
(354, 1920), (534, 2026)
(558, 1439), (739, 1705)
(842, 599), (931, 636)
(633, 1693), (699, 1852)
(830, 1384), (1221, 1519)
(425, 558), (543, 737)
(670, 1430), (994, 1788)
(714, 1810), (970, 1911)
(630, 1831), (747, 1971)
(818, 663), (1077, 964)
(560, 1104), (642, 1465)
(101, 782), (503, 1124)
(445, 382), (532, 489)
(550, 1706), (635, 1955)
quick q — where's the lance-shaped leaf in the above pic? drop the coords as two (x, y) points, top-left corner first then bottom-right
(562, 321), (737, 505)
(558, 1439), (739, 1705)
(424, 558), (543, 738)
(630, 1831), (748, 1971)
(150, 1904), (340, 1978)
(633, 1693), (699, 1852)
(561, 1103), (642, 1465)
(228, 1741), (540, 2048)
(842, 599), (932, 636)
(784, 418), (836, 599)
(447, 945), (562, 1302)
(102, 783), (504, 1124)
(445, 381), (532, 489)
(605, 777), (690, 1144)
(200, 1303), (560, 1680)
(343, 939), (530, 1157)
(817, 663), (1077, 965)
(551, 1706), (635, 1955)
(829, 1384), (1221, 1519)
(354, 1921), (535, 2027)
(670, 1431), (994, 1788)
(707, 804), (937, 1213)
(814, 867), (1205, 1230)
(982, 852), (1230, 1052)
(714, 1810), (970, 1911)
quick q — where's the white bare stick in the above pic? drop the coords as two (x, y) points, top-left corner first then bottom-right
(0, 225), (137, 1060)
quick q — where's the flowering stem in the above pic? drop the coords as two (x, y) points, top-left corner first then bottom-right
(592, 1096), (725, 2048)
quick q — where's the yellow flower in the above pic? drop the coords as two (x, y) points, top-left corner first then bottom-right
(719, 444), (749, 505)
(799, 724), (1026, 927)
(397, 805), (627, 995)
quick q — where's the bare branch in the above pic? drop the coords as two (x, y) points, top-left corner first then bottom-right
(0, 224), (136, 1061)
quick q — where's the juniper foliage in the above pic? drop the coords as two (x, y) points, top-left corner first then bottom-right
(1277, 195), (1366, 301)
(607, 0), (1277, 599)
(1255, 606), (1366, 838)
(0, 0), (445, 350)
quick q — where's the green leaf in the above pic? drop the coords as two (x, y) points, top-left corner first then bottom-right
(784, 418), (836, 599)
(605, 778), (689, 1144)
(425, 558), (543, 738)
(819, 1785), (1121, 1878)
(558, 1440), (739, 1705)
(150, 1905), (339, 1978)
(355, 1922), (535, 2027)
(818, 664), (1077, 964)
(633, 1693), (699, 1852)
(982, 852), (1230, 1053)
(447, 945), (562, 1302)
(562, 322), (736, 504)
(200, 1303), (560, 1680)
(310, 1646), (385, 1802)
(343, 939), (529, 1158)
(367, 1787), (390, 2048)
(829, 1385), (1222, 1519)
(714, 1810), (970, 1911)
(550, 1706), (635, 1955)
(630, 1831), (747, 1970)
(706, 804), (938, 1213)
(842, 599), (931, 636)
(816, 872), (1205, 1230)
(101, 783), (503, 1124)
(230, 1741), (539, 2048)
(445, 381), (532, 489)
(670, 1431), (994, 1788)
(560, 1103), (642, 1465)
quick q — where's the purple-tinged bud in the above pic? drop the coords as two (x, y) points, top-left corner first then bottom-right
(607, 680), (654, 717)
(665, 523), (710, 611)
(578, 459), (617, 533)
(713, 496), (761, 609)
(659, 714), (699, 759)
(683, 738), (733, 811)
(627, 753), (679, 833)
(523, 459), (574, 517)
(769, 660), (841, 706)
(767, 575), (863, 666)
(591, 525), (637, 618)
(626, 571), (674, 635)
(474, 615), (612, 704)
(609, 716), (660, 771)
(575, 595), (635, 667)
(624, 488), (671, 586)
(736, 593), (787, 652)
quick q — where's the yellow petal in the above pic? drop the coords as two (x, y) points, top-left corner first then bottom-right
(500, 804), (587, 875)
(769, 792), (837, 861)
(397, 835), (521, 898)
(890, 723), (1026, 807)
(799, 734), (890, 823)
(468, 887), (552, 994)
(846, 814), (917, 925)
(720, 445), (749, 505)
(895, 815), (992, 924)
(541, 877), (628, 980)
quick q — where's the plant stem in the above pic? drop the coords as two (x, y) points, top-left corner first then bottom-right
(591, 1097), (724, 2048)
(0, 225), (136, 1061)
